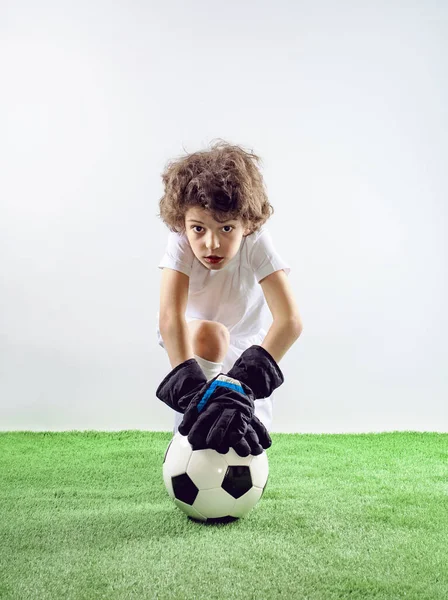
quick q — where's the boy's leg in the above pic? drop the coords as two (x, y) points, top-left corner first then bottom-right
(165, 322), (274, 435)
(186, 319), (230, 363)
(172, 320), (230, 434)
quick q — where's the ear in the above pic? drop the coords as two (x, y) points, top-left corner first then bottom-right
(243, 226), (252, 237)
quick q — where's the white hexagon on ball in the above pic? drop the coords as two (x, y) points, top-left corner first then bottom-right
(193, 488), (236, 519)
(188, 449), (228, 489)
(249, 451), (269, 489)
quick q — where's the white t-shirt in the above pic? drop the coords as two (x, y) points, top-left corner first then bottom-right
(156, 225), (291, 429)
(157, 225), (290, 341)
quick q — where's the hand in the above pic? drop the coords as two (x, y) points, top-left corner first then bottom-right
(156, 345), (283, 456)
(230, 415), (272, 457)
(180, 400), (272, 457)
(223, 345), (284, 455)
(156, 361), (254, 452)
(178, 373), (255, 451)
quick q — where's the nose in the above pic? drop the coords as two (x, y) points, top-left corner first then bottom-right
(205, 231), (220, 252)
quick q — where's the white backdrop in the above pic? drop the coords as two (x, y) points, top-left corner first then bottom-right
(1, 1), (447, 433)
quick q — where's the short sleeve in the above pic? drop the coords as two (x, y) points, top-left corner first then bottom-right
(158, 231), (195, 277)
(249, 228), (291, 283)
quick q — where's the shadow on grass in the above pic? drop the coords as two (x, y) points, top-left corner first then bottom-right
(187, 515), (239, 526)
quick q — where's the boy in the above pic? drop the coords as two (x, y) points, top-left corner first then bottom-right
(155, 140), (303, 456)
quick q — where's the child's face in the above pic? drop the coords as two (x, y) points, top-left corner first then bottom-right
(184, 207), (251, 270)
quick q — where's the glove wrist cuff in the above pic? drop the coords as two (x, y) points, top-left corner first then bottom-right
(227, 345), (284, 399)
(251, 345), (284, 380)
(156, 358), (207, 413)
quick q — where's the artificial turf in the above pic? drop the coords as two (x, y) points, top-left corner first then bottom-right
(0, 431), (447, 599)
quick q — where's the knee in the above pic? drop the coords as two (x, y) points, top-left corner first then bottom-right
(190, 320), (230, 362)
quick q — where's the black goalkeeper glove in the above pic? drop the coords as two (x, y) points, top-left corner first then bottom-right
(177, 373), (256, 453)
(156, 345), (284, 456)
(188, 344), (284, 455)
(156, 364), (257, 453)
(155, 358), (207, 414)
(230, 414), (272, 457)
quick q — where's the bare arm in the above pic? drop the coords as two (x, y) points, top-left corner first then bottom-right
(159, 317), (195, 369)
(158, 268), (195, 369)
(259, 269), (303, 363)
(260, 318), (302, 364)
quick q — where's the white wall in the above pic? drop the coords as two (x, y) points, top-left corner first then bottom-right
(1, 1), (447, 433)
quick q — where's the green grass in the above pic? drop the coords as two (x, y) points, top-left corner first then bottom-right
(0, 431), (447, 600)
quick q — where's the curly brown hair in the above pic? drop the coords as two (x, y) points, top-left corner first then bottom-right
(157, 139), (274, 234)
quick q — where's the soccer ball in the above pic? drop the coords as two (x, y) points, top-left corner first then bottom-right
(163, 432), (269, 522)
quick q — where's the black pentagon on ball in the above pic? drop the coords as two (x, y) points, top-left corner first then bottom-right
(222, 465), (253, 499)
(172, 473), (199, 505)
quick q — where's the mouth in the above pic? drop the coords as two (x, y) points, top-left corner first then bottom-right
(204, 256), (224, 264)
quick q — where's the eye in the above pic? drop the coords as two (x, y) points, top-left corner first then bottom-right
(191, 225), (233, 234)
